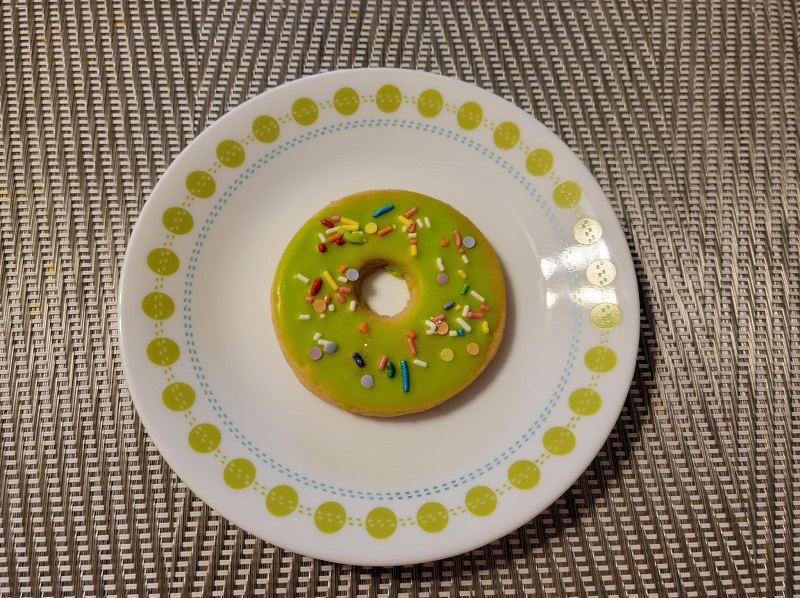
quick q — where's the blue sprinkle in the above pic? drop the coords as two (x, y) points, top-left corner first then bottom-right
(457, 329), (465, 337)
(352, 352), (365, 367)
(443, 301), (456, 310)
(400, 360), (409, 392)
(372, 204), (394, 218)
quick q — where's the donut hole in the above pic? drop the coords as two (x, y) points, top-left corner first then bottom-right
(357, 260), (415, 320)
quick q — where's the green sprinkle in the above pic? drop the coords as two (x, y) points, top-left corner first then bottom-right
(460, 283), (470, 295)
(343, 231), (365, 244)
(386, 361), (396, 378)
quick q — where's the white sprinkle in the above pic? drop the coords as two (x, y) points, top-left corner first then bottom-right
(424, 320), (437, 330)
(313, 332), (322, 341)
(436, 257), (444, 272)
(326, 227), (339, 235)
(413, 359), (428, 368)
(349, 300), (356, 312)
(402, 225), (408, 232)
(426, 329), (436, 335)
(449, 330), (458, 336)
(338, 276), (348, 283)
(461, 254), (470, 264)
(408, 232), (417, 239)
(416, 218), (424, 228)
(318, 232), (327, 243)
(296, 273), (309, 283)
(328, 304), (335, 312)
(470, 290), (486, 302)
(320, 313), (326, 318)
(424, 216), (431, 228)
(299, 314), (310, 320)
(462, 304), (470, 317)
(456, 317), (472, 332)
(318, 338), (329, 346)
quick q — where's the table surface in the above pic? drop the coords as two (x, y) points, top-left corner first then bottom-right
(1, 1), (797, 596)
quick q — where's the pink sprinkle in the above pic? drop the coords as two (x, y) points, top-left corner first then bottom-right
(331, 215), (341, 222)
(407, 337), (417, 356)
(304, 296), (314, 303)
(432, 314), (445, 322)
(378, 356), (388, 370)
(339, 286), (351, 294)
(480, 304), (490, 312)
(336, 293), (346, 303)
(404, 207), (418, 218)
(468, 311), (484, 318)
(409, 238), (418, 245)
(459, 248), (465, 255)
(453, 230), (462, 246)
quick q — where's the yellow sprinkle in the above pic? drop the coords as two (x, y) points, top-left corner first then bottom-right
(397, 215), (412, 226)
(339, 224), (359, 231)
(365, 222), (378, 234)
(340, 217), (359, 226)
(482, 321), (490, 333)
(458, 270), (467, 279)
(410, 244), (418, 257)
(455, 304), (461, 311)
(322, 270), (339, 291)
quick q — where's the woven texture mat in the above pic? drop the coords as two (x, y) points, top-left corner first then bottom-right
(1, 1), (798, 596)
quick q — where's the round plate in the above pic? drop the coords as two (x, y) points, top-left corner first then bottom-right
(119, 69), (639, 566)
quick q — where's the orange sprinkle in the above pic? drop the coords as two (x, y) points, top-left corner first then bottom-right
(406, 330), (416, 339)
(359, 322), (369, 333)
(324, 294), (331, 304)
(408, 222), (417, 232)
(377, 225), (393, 236)
(327, 232), (343, 242)
(338, 264), (348, 273)
(407, 337), (417, 355)
(440, 239), (450, 247)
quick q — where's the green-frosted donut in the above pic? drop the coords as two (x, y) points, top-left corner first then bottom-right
(272, 190), (505, 416)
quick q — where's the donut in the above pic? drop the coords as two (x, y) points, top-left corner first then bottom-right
(271, 190), (506, 417)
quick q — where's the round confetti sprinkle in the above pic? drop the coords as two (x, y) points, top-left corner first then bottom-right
(313, 299), (327, 313)
(435, 322), (449, 335)
(266, 485), (298, 517)
(323, 341), (338, 354)
(466, 342), (480, 355)
(440, 348), (454, 362)
(436, 273), (449, 285)
(361, 375), (374, 388)
(308, 346), (323, 360)
(346, 268), (359, 281)
(462, 236), (476, 248)
(363, 223), (378, 235)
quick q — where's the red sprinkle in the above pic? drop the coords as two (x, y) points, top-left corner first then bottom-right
(480, 304), (490, 311)
(321, 218), (334, 228)
(335, 238), (345, 245)
(377, 225), (393, 236)
(409, 238), (418, 245)
(467, 311), (484, 318)
(336, 293), (346, 303)
(432, 314), (445, 322)
(324, 294), (331, 304)
(407, 337), (417, 356)
(331, 215), (341, 222)
(304, 296), (314, 303)
(317, 243), (327, 252)
(406, 330), (416, 339)
(440, 239), (450, 247)
(378, 356), (388, 370)
(338, 264), (348, 273)
(309, 278), (322, 295)
(359, 322), (369, 333)
(404, 207), (418, 218)
(454, 230), (462, 246)
(339, 286), (351, 294)
(459, 248), (465, 255)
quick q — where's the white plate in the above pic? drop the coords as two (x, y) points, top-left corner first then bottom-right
(119, 69), (639, 566)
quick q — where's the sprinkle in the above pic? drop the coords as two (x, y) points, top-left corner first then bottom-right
(338, 265), (348, 273)
(377, 225), (393, 236)
(365, 222), (378, 234)
(304, 295), (314, 303)
(462, 304), (470, 317)
(309, 347), (323, 360)
(326, 227), (340, 235)
(456, 317), (472, 332)
(343, 231), (365, 243)
(424, 320), (437, 330)
(335, 238), (345, 246)
(361, 375), (374, 388)
(463, 236), (476, 248)
(435, 322), (449, 335)
(321, 219), (334, 228)
(346, 268), (359, 281)
(352, 352), (365, 367)
(322, 271), (339, 291)
(336, 293), (346, 303)
(455, 305), (461, 311)
(410, 245), (418, 257)
(441, 239), (450, 247)
(408, 222), (416, 232)
(482, 321), (490, 333)
(386, 361), (396, 378)
(327, 304), (335, 312)
(398, 215), (412, 227)
(340, 224), (360, 231)
(462, 254), (469, 264)
(400, 360), (409, 392)
(313, 332), (322, 341)
(402, 225), (408, 232)
(470, 290), (486, 302)
(458, 270), (467, 279)
(320, 313), (325, 318)
(436, 257), (445, 272)
(372, 204), (394, 217)
(425, 329), (436, 335)
(436, 273), (448, 285)
(324, 294), (331, 304)
(338, 276), (348, 283)
(458, 248), (465, 255)
(453, 230), (462, 246)
(404, 207), (418, 218)
(318, 243), (327, 252)
(339, 286), (352, 294)
(313, 299), (326, 313)
(296, 273), (309, 283)
(359, 322), (369, 333)
(440, 348), (454, 362)
(378, 356), (388, 370)
(406, 330), (416, 339)
(324, 341), (338, 354)
(467, 343), (480, 355)
(349, 300), (356, 311)
(409, 238), (418, 245)
(408, 232), (417, 239)
(460, 284), (470, 295)
(433, 314), (445, 322)
(457, 328), (465, 336)
(318, 233), (327, 243)
(449, 330), (458, 336)
(407, 337), (417, 355)
(424, 217), (431, 228)
(340, 217), (358, 226)
(299, 314), (310, 320)
(468, 311), (484, 318)
(443, 301), (456, 310)
(413, 359), (428, 368)
(480, 304), (490, 311)
(331, 215), (341, 222)
(416, 218), (424, 228)
(327, 232), (343, 242)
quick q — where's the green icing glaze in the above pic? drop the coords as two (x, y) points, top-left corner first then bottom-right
(272, 190), (506, 416)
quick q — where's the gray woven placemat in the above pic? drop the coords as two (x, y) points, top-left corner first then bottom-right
(1, 1), (797, 596)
